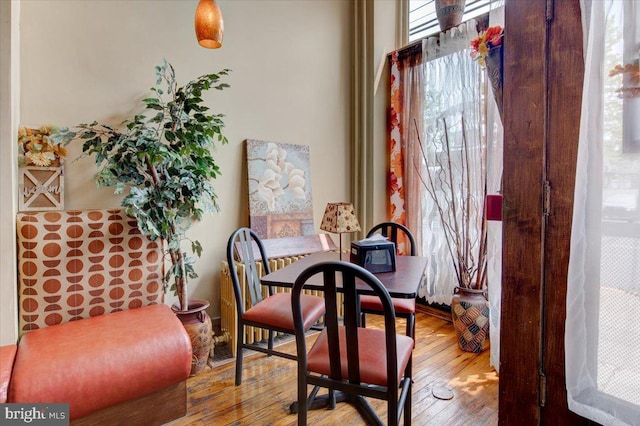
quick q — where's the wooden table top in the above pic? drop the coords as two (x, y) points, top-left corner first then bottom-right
(260, 251), (427, 298)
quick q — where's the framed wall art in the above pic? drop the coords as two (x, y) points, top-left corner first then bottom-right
(246, 139), (314, 238)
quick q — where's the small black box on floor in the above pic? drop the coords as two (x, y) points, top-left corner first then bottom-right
(350, 239), (396, 273)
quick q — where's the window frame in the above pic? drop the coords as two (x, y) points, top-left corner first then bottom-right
(409, 0), (495, 41)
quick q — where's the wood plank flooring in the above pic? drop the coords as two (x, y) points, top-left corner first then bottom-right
(167, 312), (498, 425)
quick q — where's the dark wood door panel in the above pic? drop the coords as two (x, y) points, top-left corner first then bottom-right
(499, 0), (548, 423)
(500, 0), (589, 424)
(541, 1), (588, 424)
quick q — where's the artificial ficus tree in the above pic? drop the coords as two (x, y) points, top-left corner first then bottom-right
(54, 60), (230, 311)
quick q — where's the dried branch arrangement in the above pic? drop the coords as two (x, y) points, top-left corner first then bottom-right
(414, 118), (488, 290)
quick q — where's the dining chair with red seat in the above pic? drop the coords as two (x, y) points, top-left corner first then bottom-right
(227, 227), (326, 386)
(360, 222), (417, 338)
(291, 260), (414, 426)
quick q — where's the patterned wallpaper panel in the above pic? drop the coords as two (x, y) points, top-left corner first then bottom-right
(16, 209), (164, 335)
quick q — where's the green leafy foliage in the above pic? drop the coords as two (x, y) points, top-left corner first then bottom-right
(52, 60), (230, 311)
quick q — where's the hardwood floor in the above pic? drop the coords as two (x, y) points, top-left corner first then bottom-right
(167, 312), (498, 425)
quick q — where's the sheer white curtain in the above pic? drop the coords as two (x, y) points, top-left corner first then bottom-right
(486, 4), (504, 373)
(566, 1), (640, 425)
(416, 21), (484, 305)
(414, 13), (504, 370)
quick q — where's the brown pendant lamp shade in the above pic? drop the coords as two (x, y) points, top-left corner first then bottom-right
(195, 0), (224, 49)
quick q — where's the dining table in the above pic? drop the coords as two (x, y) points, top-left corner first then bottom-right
(260, 250), (427, 298)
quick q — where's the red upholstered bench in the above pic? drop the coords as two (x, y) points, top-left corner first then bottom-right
(5, 305), (191, 423)
(2, 210), (193, 424)
(0, 345), (17, 403)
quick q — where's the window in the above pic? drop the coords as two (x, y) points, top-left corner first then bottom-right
(409, 0), (494, 41)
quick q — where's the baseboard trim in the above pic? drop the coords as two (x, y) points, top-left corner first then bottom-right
(416, 303), (452, 323)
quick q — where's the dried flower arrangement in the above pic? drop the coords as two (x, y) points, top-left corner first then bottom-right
(18, 125), (67, 167)
(470, 25), (504, 69)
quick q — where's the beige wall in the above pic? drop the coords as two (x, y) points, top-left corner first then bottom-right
(372, 0), (398, 225)
(0, 0), (20, 346)
(1, 0), (399, 345)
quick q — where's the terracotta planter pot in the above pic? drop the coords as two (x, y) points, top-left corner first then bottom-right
(451, 287), (490, 353)
(172, 299), (212, 376)
(435, 0), (466, 32)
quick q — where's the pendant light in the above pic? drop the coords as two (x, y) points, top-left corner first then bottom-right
(195, 0), (224, 49)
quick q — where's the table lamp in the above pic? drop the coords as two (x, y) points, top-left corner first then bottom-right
(320, 202), (361, 257)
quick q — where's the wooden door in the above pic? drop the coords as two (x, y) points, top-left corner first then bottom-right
(500, 0), (589, 424)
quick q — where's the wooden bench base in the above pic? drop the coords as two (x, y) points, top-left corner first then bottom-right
(72, 381), (187, 426)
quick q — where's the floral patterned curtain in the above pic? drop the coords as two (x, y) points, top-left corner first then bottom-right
(389, 45), (424, 257)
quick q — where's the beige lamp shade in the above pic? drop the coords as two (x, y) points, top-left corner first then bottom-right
(195, 0), (224, 49)
(320, 202), (361, 234)
(320, 202), (360, 255)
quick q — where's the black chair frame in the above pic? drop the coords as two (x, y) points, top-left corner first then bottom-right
(366, 222), (416, 256)
(227, 227), (310, 385)
(291, 260), (413, 426)
(361, 222), (417, 338)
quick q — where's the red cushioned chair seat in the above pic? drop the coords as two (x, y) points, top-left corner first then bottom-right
(306, 326), (414, 387)
(243, 292), (325, 331)
(9, 304), (191, 420)
(360, 295), (416, 315)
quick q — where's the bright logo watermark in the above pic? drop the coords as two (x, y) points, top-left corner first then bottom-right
(0, 404), (68, 425)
